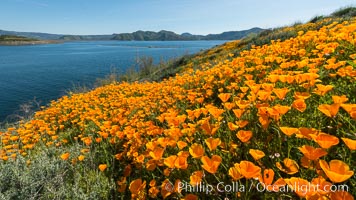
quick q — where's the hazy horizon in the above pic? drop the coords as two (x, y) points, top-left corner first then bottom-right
(1, 0), (355, 35)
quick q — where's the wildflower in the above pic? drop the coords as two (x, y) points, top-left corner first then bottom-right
(319, 160), (354, 183)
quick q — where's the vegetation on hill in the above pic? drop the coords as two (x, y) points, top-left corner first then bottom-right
(0, 35), (38, 42)
(1, 7), (356, 200)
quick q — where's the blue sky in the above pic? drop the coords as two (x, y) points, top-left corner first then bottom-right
(1, 0), (355, 35)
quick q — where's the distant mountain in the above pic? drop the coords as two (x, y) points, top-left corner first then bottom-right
(112, 28), (264, 41)
(0, 27), (264, 41)
(0, 30), (62, 40)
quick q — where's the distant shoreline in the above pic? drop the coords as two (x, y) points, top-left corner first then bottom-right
(0, 40), (62, 46)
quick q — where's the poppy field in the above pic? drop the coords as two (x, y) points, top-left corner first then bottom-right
(1, 14), (356, 199)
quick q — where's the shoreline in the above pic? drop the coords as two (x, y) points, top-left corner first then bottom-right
(0, 40), (62, 46)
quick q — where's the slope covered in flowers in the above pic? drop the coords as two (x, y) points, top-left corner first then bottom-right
(1, 17), (356, 199)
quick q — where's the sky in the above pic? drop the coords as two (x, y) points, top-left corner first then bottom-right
(0, 0), (355, 35)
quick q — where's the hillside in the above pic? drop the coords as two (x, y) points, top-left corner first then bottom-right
(112, 28), (264, 41)
(1, 7), (356, 200)
(0, 28), (264, 41)
(0, 35), (59, 45)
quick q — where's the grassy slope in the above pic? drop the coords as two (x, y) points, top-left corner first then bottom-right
(1, 8), (356, 200)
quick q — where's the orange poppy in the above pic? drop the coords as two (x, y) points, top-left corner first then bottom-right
(189, 143), (204, 158)
(177, 141), (188, 150)
(98, 164), (107, 172)
(272, 105), (290, 115)
(294, 92), (311, 100)
(161, 179), (173, 199)
(129, 179), (146, 196)
(60, 152), (70, 160)
(236, 130), (253, 143)
(201, 155), (222, 174)
(228, 122), (239, 131)
(200, 119), (218, 135)
(311, 177), (332, 195)
(239, 160), (261, 179)
(228, 163), (243, 181)
(205, 137), (221, 151)
(149, 147), (165, 160)
(258, 169), (274, 185)
(292, 99), (307, 112)
(318, 104), (340, 118)
(208, 107), (225, 119)
(276, 158), (299, 175)
(249, 149), (265, 160)
(341, 137), (356, 150)
(329, 191), (354, 200)
(78, 155), (85, 161)
(313, 84), (334, 96)
(190, 170), (204, 186)
(218, 93), (231, 103)
(273, 88), (290, 99)
(284, 177), (313, 198)
(311, 133), (339, 149)
(319, 160), (354, 183)
(232, 109), (245, 119)
(280, 127), (299, 136)
(174, 154), (188, 169)
(164, 155), (177, 168)
(182, 194), (199, 200)
(298, 145), (327, 160)
(332, 95), (348, 104)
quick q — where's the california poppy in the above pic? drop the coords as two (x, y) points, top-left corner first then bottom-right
(249, 149), (265, 160)
(228, 163), (243, 181)
(341, 137), (356, 150)
(149, 147), (165, 160)
(189, 143), (204, 158)
(332, 95), (348, 104)
(298, 145), (327, 160)
(60, 152), (70, 160)
(292, 99), (307, 112)
(239, 160), (261, 179)
(98, 164), (107, 172)
(280, 127), (299, 136)
(284, 177), (312, 197)
(319, 160), (354, 183)
(312, 133), (339, 149)
(236, 130), (253, 143)
(201, 155), (222, 174)
(174, 154), (188, 169)
(205, 137), (221, 151)
(276, 158), (299, 175)
(129, 179), (146, 196)
(273, 88), (289, 99)
(218, 93), (231, 103)
(318, 104), (340, 118)
(190, 170), (204, 186)
(164, 155), (177, 168)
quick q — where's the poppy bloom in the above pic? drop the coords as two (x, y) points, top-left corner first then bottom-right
(318, 104), (340, 118)
(298, 145), (327, 160)
(239, 160), (261, 179)
(205, 137), (221, 151)
(273, 88), (289, 99)
(201, 155), (222, 174)
(311, 133), (339, 149)
(129, 179), (146, 198)
(228, 163), (243, 181)
(280, 127), (299, 136)
(218, 93), (231, 103)
(164, 155), (177, 168)
(319, 160), (354, 183)
(174, 154), (188, 169)
(60, 152), (70, 160)
(189, 143), (204, 158)
(341, 137), (356, 150)
(149, 147), (165, 160)
(292, 99), (307, 112)
(98, 164), (107, 172)
(276, 158), (299, 175)
(284, 177), (313, 198)
(249, 149), (265, 160)
(236, 130), (253, 143)
(190, 171), (204, 186)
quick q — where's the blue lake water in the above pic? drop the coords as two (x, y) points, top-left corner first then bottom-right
(0, 40), (226, 122)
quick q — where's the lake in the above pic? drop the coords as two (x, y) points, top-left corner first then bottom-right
(0, 40), (226, 122)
